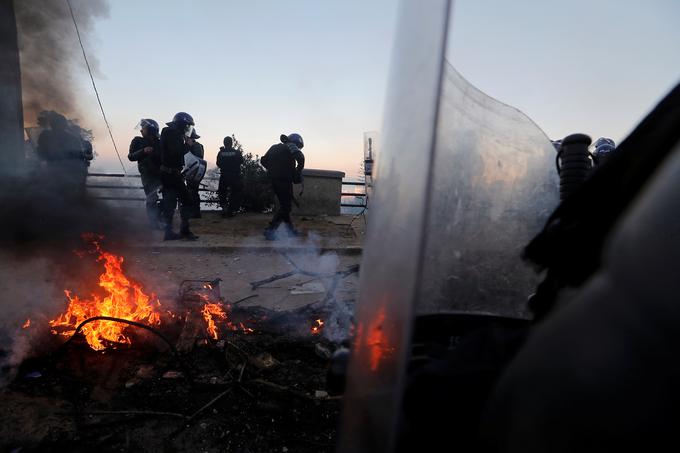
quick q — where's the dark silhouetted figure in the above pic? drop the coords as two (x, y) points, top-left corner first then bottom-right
(260, 133), (305, 240)
(128, 118), (163, 229)
(160, 112), (198, 241)
(185, 130), (204, 219)
(216, 136), (243, 218)
(36, 112), (91, 198)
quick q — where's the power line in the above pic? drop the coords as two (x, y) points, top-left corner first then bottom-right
(65, 0), (127, 175)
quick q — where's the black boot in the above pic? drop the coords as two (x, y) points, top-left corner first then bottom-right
(180, 229), (199, 240)
(264, 227), (277, 241)
(180, 219), (198, 240)
(164, 229), (181, 241)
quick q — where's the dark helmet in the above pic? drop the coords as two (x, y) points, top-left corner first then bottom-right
(223, 136), (233, 148)
(593, 137), (615, 156)
(170, 112), (195, 126)
(140, 118), (159, 132)
(49, 112), (68, 130)
(592, 137), (616, 165)
(281, 133), (304, 149)
(593, 137), (615, 152)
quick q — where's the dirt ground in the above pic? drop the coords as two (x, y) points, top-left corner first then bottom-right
(2, 330), (343, 452)
(131, 211), (365, 254)
(125, 247), (361, 315)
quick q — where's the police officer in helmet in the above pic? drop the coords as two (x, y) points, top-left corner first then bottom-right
(592, 137), (616, 166)
(260, 133), (305, 240)
(159, 112), (198, 240)
(36, 111), (91, 196)
(185, 129), (204, 219)
(216, 136), (244, 218)
(128, 118), (163, 229)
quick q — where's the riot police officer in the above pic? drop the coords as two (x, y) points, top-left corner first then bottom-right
(36, 111), (91, 197)
(260, 133), (305, 240)
(128, 118), (163, 228)
(185, 130), (204, 218)
(216, 136), (243, 218)
(159, 112), (198, 240)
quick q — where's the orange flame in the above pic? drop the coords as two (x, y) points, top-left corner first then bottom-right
(311, 319), (324, 335)
(49, 235), (161, 351)
(354, 305), (392, 372)
(202, 303), (227, 340)
(366, 307), (389, 371)
(22, 319), (31, 329)
(198, 293), (254, 339)
(238, 322), (255, 334)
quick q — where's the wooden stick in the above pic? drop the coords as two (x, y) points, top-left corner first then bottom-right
(66, 410), (187, 419)
(232, 294), (259, 305)
(186, 388), (233, 423)
(238, 363), (246, 382)
(250, 270), (298, 290)
(249, 264), (359, 290)
(248, 379), (314, 401)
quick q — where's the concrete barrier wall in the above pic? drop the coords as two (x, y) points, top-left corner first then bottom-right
(292, 169), (345, 216)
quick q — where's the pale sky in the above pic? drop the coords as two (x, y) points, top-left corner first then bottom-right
(448, 0), (680, 145)
(72, 1), (679, 176)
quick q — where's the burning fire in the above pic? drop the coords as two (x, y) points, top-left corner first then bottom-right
(311, 319), (324, 335)
(47, 234), (253, 349)
(22, 319), (31, 329)
(49, 234), (161, 351)
(202, 303), (227, 340)
(199, 294), (254, 339)
(367, 307), (389, 371)
(354, 305), (392, 372)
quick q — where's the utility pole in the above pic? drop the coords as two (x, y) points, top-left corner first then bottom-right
(0, 0), (25, 170)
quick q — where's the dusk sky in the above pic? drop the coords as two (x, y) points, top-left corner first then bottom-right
(68, 0), (679, 177)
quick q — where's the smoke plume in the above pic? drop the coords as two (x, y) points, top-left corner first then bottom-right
(0, 0), (134, 384)
(14, 0), (109, 122)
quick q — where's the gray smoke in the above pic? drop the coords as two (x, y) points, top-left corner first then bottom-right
(1, 0), (115, 244)
(0, 0), (132, 384)
(14, 0), (109, 122)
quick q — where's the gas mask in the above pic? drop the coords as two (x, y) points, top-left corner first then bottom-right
(184, 125), (194, 138)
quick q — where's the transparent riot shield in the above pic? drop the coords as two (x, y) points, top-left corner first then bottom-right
(337, 1), (452, 451)
(419, 64), (558, 318)
(338, 0), (559, 451)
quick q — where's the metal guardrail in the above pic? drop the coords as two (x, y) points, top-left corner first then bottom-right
(86, 173), (367, 208)
(341, 181), (368, 209)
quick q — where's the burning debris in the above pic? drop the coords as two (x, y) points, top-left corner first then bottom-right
(201, 303), (226, 340)
(45, 235), (260, 352)
(49, 234), (162, 351)
(1, 231), (359, 451)
(311, 318), (325, 335)
(199, 300), (254, 340)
